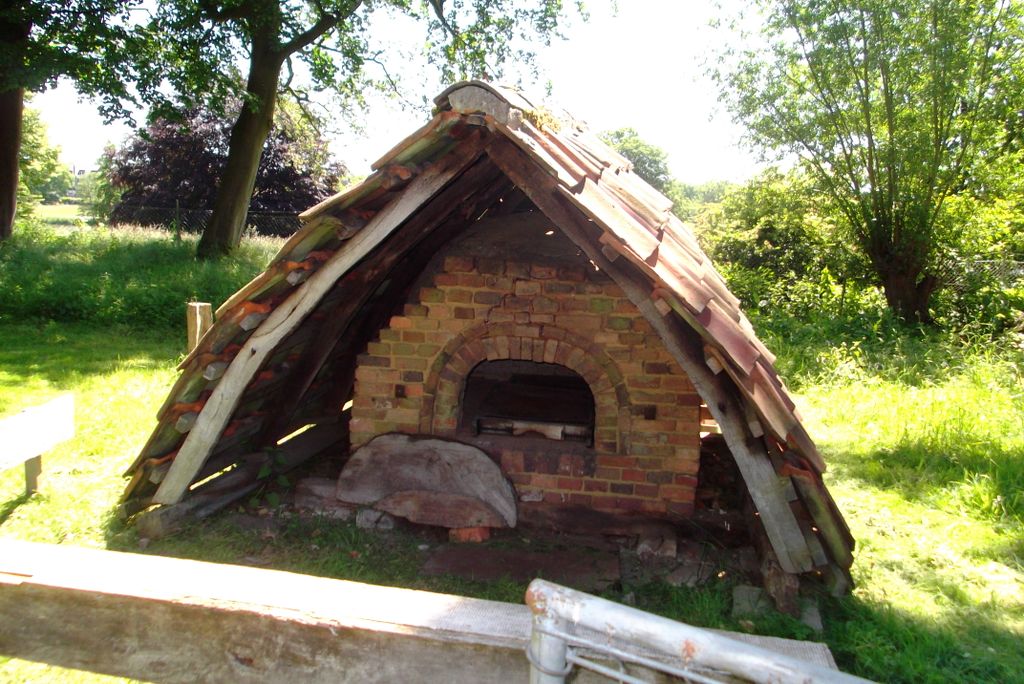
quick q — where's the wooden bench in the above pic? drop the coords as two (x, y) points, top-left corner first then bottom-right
(0, 395), (74, 496)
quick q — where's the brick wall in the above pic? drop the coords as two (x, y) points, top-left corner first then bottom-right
(350, 247), (702, 517)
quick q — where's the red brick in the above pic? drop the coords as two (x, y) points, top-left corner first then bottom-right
(501, 452), (525, 472)
(447, 289), (473, 303)
(610, 482), (634, 495)
(449, 527), (490, 543)
(434, 273), (459, 286)
(594, 466), (621, 481)
(530, 264), (557, 279)
(674, 475), (699, 488)
(633, 484), (659, 499)
(506, 261), (530, 278)
(444, 256), (475, 272)
(545, 281), (575, 294)
(419, 288), (445, 303)
(659, 484), (695, 502)
(454, 307), (476, 320)
(412, 318), (440, 330)
(557, 477), (583, 491)
(514, 280), (541, 296)
(584, 480), (609, 492)
(568, 493), (593, 506)
(596, 455), (635, 468)
(389, 316), (413, 329)
(530, 474), (559, 489)
(473, 291), (503, 305)
(640, 500), (668, 514)
(621, 469), (646, 483)
(458, 274), (486, 287)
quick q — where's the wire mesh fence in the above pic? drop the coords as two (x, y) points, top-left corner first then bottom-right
(109, 205), (301, 237)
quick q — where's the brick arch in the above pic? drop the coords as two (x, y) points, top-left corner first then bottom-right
(419, 322), (632, 451)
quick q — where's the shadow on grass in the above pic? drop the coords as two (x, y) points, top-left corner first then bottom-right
(829, 437), (1024, 528)
(826, 594), (1021, 683)
(0, 321), (180, 399)
(0, 491), (32, 526)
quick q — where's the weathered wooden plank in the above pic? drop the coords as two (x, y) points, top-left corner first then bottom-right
(152, 135), (487, 505)
(0, 541), (838, 683)
(0, 395), (74, 473)
(0, 540), (532, 684)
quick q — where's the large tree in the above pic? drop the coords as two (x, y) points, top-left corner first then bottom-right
(0, 1), (133, 239)
(107, 102), (344, 221)
(714, 0), (1022, 322)
(137, 0), (578, 259)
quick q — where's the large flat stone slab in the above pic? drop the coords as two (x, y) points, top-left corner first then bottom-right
(337, 433), (516, 527)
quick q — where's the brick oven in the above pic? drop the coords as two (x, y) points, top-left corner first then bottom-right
(349, 220), (703, 519)
(125, 81), (854, 594)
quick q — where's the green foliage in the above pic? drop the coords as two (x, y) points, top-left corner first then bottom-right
(0, 222), (281, 330)
(693, 168), (875, 319)
(79, 147), (122, 221)
(17, 108), (73, 208)
(666, 180), (735, 221)
(600, 127), (673, 193)
(712, 0), (1024, 322)
(131, 0), (581, 256)
(0, 2), (135, 100)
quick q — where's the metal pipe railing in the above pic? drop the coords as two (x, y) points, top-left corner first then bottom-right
(524, 579), (873, 684)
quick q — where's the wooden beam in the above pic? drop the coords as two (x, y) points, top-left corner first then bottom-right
(0, 540), (531, 683)
(152, 134), (487, 505)
(485, 138), (813, 574)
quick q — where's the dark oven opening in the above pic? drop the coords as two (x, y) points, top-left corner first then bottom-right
(459, 359), (595, 445)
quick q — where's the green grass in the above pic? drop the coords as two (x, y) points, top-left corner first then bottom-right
(0, 222), (282, 329)
(1, 225), (1023, 682)
(35, 202), (87, 226)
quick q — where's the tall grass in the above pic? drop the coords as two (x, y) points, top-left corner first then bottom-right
(0, 222), (282, 329)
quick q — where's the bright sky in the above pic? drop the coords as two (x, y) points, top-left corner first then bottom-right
(34, 1), (763, 185)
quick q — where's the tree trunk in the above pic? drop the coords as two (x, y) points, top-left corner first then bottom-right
(196, 45), (283, 259)
(881, 271), (937, 324)
(0, 88), (24, 240)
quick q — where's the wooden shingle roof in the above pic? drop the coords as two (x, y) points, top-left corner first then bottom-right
(124, 81), (852, 588)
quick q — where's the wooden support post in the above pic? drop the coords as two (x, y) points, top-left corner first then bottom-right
(24, 455), (41, 496)
(186, 302), (213, 352)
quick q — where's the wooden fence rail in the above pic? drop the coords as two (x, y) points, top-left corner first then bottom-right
(0, 541), (843, 683)
(0, 395), (74, 496)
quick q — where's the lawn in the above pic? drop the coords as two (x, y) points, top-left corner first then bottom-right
(1, 224), (1022, 682)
